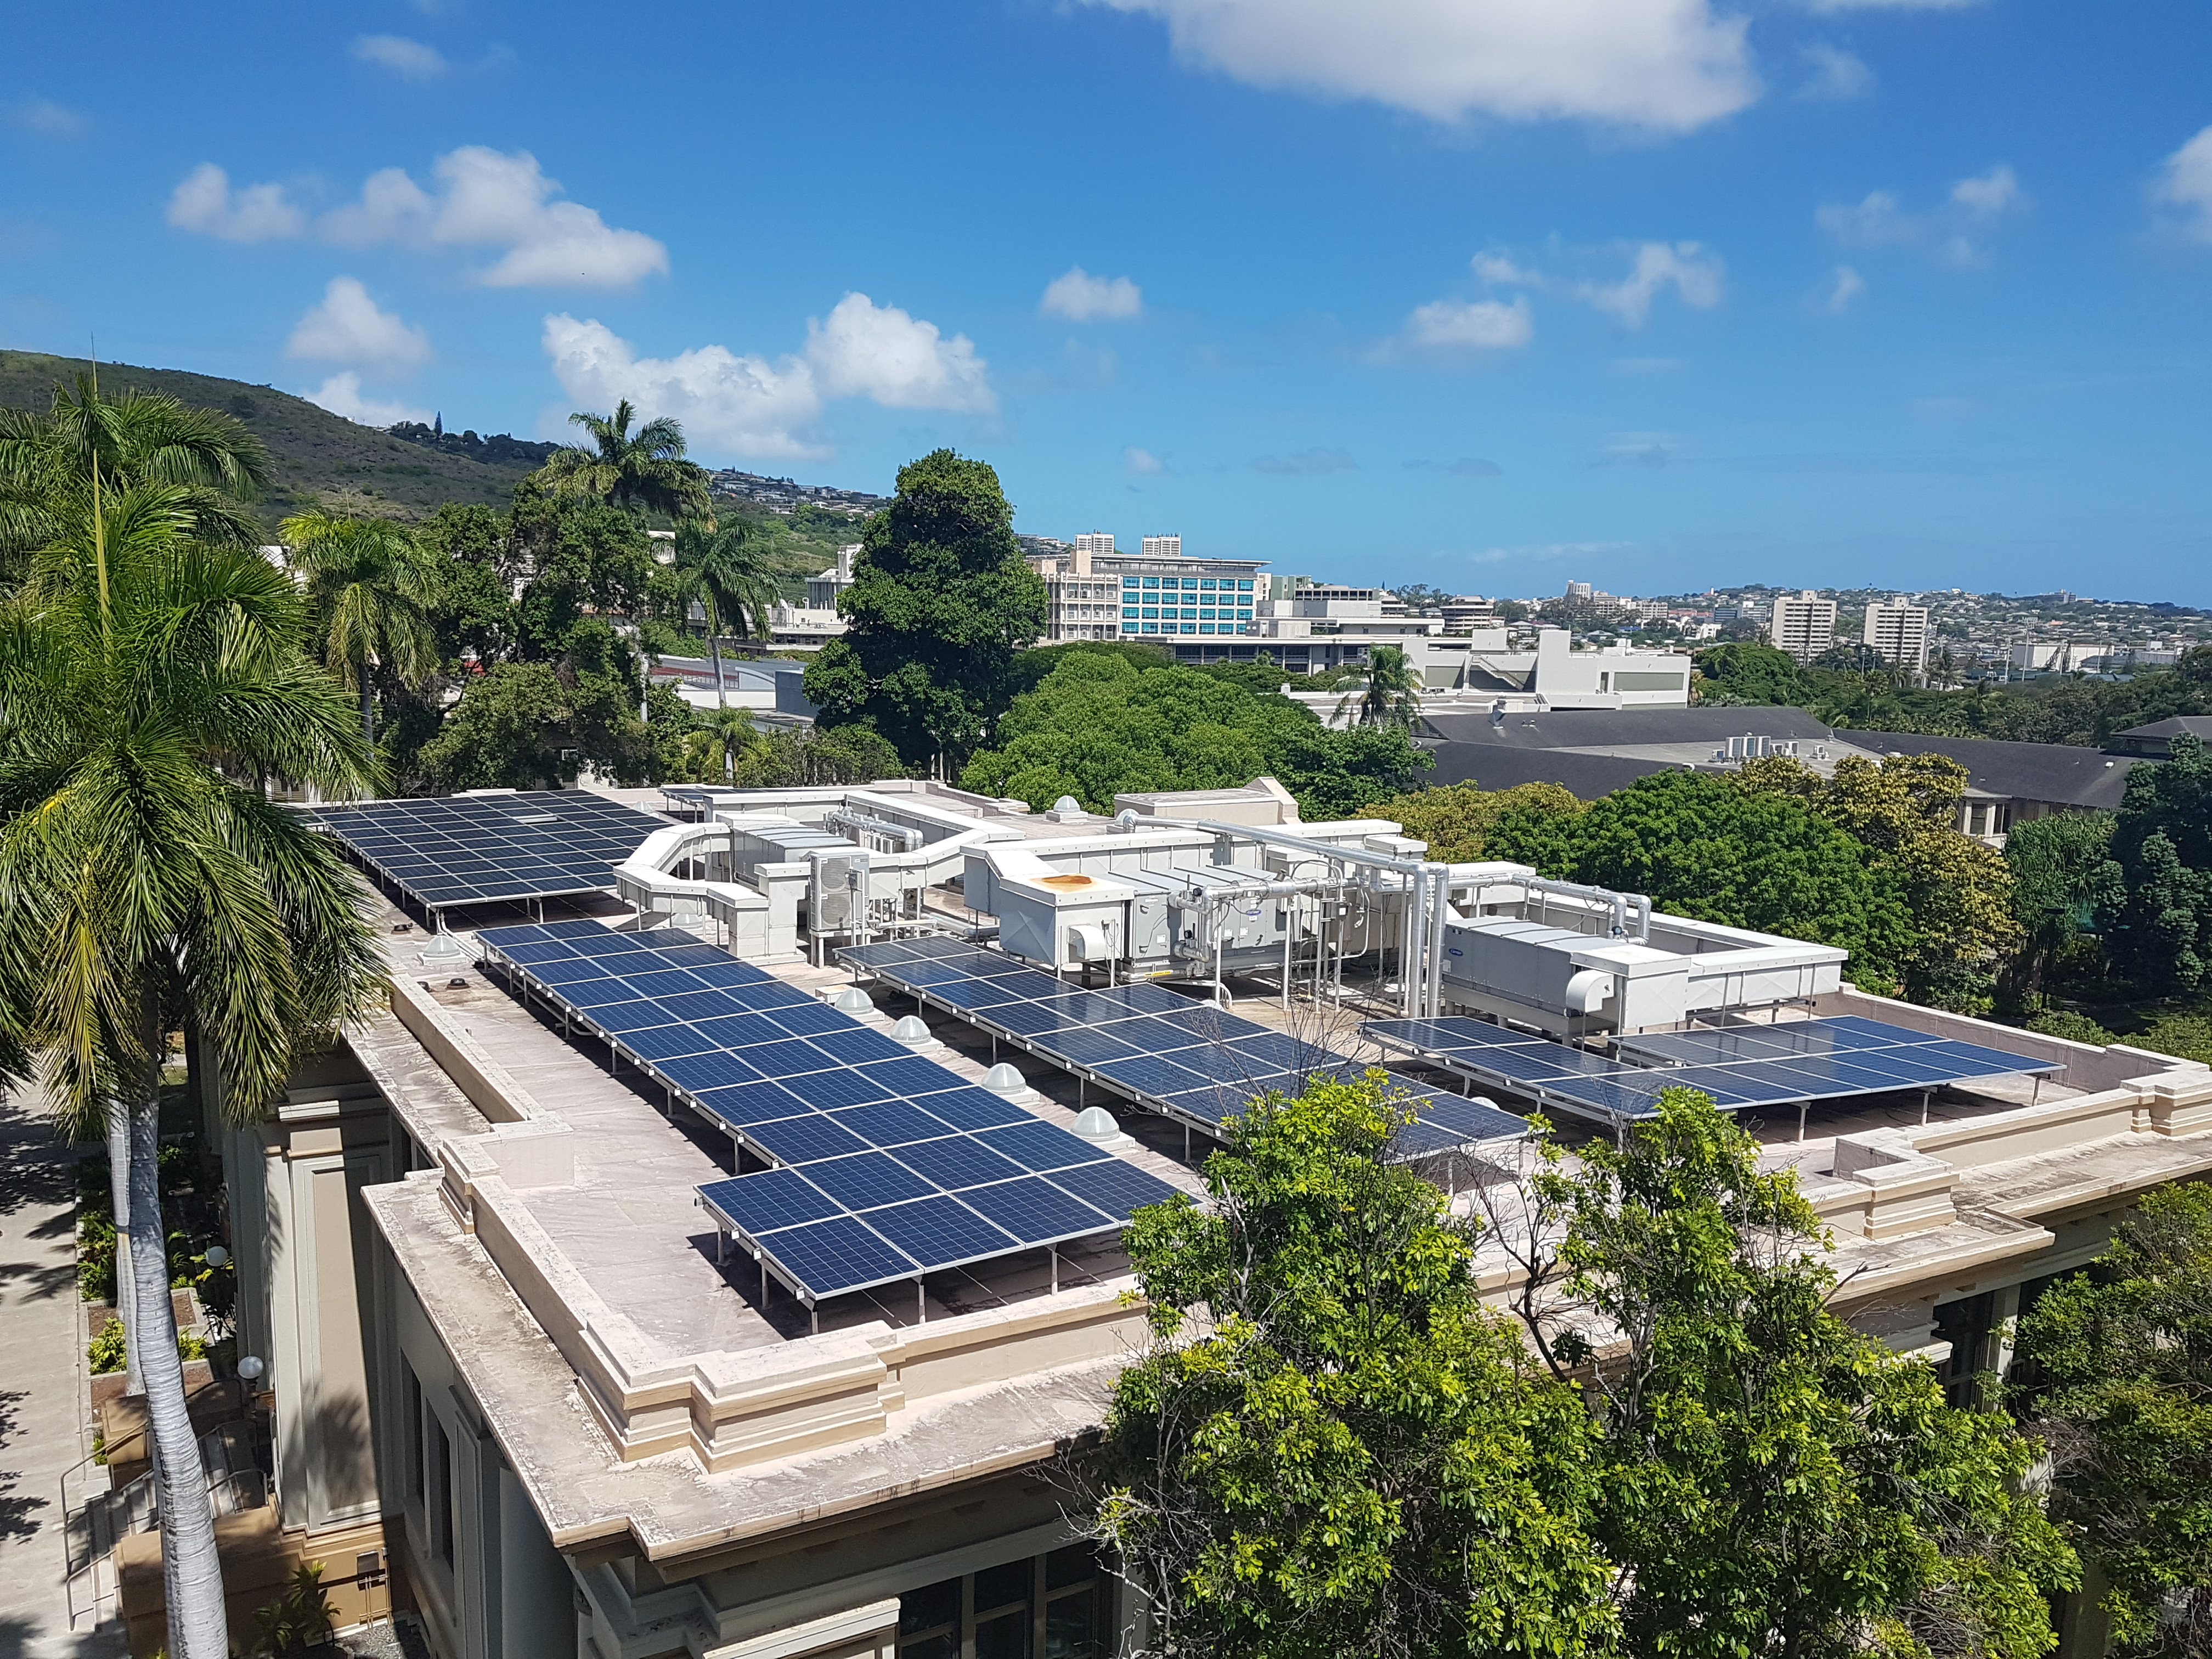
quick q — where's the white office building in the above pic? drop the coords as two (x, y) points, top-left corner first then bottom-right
(1071, 532), (1117, 560)
(1770, 590), (1838, 661)
(1863, 598), (1931, 673)
(1139, 534), (1182, 559)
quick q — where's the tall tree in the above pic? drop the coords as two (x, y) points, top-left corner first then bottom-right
(2013, 1183), (2212, 1656)
(0, 371), (271, 579)
(2108, 735), (2212, 992)
(1359, 781), (1586, 863)
(669, 517), (778, 709)
(2001, 811), (2124, 1005)
(1480, 1089), (2075, 1657)
(0, 477), (382, 1659)
(1335, 642), (1421, 729)
(532, 399), (710, 521)
(280, 511), (442, 745)
(683, 704), (768, 785)
(804, 450), (1048, 775)
(1090, 1075), (1618, 1659)
(1735, 753), (2022, 1008)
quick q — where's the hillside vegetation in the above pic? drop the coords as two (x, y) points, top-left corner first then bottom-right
(0, 350), (538, 522)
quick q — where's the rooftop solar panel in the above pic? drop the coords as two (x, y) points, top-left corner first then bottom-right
(481, 920), (1178, 1307)
(305, 789), (669, 911)
(958, 1177), (1114, 1246)
(1365, 1012), (2061, 1125)
(1046, 1158), (1184, 1219)
(754, 1216), (918, 1299)
(863, 1195), (1020, 1266)
(841, 941), (1527, 1160)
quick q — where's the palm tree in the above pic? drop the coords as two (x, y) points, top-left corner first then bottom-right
(0, 474), (381, 1659)
(534, 399), (711, 521)
(0, 371), (271, 579)
(670, 517), (778, 709)
(281, 511), (442, 745)
(1336, 644), (1422, 729)
(684, 704), (770, 784)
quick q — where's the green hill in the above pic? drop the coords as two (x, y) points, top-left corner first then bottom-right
(0, 350), (540, 522)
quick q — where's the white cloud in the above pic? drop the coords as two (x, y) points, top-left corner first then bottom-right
(286, 278), (432, 369)
(169, 148), (666, 287)
(301, 373), (432, 428)
(1950, 163), (2021, 216)
(1798, 43), (1871, 100)
(807, 293), (995, 413)
(352, 35), (449, 79)
(1041, 267), (1143, 320)
(165, 163), (307, 241)
(1471, 251), (1544, 285)
(541, 292), (995, 460)
(9, 97), (86, 135)
(1083, 0), (1757, 132)
(1578, 241), (1725, 326)
(1816, 264), (1867, 313)
(544, 315), (826, 460)
(1123, 445), (1166, 475)
(1404, 296), (1534, 351)
(322, 146), (667, 287)
(1818, 165), (2025, 267)
(2154, 126), (2212, 241)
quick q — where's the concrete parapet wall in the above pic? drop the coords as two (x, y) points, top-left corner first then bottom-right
(1814, 985), (2211, 1095)
(386, 974), (548, 1125)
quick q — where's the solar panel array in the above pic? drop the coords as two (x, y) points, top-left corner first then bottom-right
(1365, 1013), (2059, 1124)
(839, 938), (1525, 1156)
(304, 790), (668, 910)
(475, 919), (1182, 1305)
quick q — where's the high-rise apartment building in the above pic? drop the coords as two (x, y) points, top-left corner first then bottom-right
(1769, 590), (1838, 661)
(1071, 532), (1116, 560)
(1139, 534), (1181, 559)
(1864, 598), (1931, 673)
(1024, 536), (1265, 646)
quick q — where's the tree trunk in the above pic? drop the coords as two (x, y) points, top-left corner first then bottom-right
(129, 1022), (228, 1659)
(105, 1107), (142, 1396)
(710, 613), (727, 712)
(360, 680), (375, 748)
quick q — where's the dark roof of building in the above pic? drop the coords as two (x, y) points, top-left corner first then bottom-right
(2115, 716), (2212, 740)
(1832, 730), (2146, 810)
(1421, 744), (1676, 799)
(1421, 704), (1838, 751)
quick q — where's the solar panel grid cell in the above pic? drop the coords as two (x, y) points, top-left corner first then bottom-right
(862, 1196), (1019, 1267)
(958, 1177), (1113, 1245)
(755, 1217), (918, 1297)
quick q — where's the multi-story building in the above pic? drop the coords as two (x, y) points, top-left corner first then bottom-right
(1769, 590), (1838, 661)
(804, 545), (861, 612)
(132, 778), (2212, 1659)
(1864, 598), (1931, 673)
(1023, 537), (1268, 653)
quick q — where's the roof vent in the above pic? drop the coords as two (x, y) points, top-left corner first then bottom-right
(892, 1014), (931, 1044)
(1072, 1105), (1121, 1142)
(831, 986), (873, 1015)
(983, 1062), (1026, 1096)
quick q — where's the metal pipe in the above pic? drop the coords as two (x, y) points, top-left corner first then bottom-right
(1425, 861), (1449, 1018)
(1400, 866), (1422, 1017)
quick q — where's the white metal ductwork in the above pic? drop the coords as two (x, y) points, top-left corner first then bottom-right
(1563, 969), (1613, 1014)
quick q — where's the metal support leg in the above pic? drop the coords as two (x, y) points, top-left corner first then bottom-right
(1797, 1102), (1809, 1141)
(1921, 1091), (1931, 1125)
(1078, 1077), (1085, 1109)
(761, 1259), (768, 1304)
(1051, 1248), (1060, 1294)
(1183, 1123), (1191, 1162)
(809, 1307), (818, 1336)
(917, 1280), (926, 1325)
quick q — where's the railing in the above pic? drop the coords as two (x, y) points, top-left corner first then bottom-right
(60, 1415), (270, 1629)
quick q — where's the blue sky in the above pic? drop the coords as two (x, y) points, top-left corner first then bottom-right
(4, 2), (2209, 602)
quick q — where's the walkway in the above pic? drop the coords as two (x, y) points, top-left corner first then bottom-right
(0, 1082), (125, 1659)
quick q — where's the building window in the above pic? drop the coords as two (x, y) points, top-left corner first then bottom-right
(405, 1367), (424, 1501)
(1142, 576), (1159, 588)
(896, 1544), (1110, 1659)
(1199, 623), (1215, 634)
(1181, 623), (1197, 635)
(1180, 608), (1196, 620)
(1122, 608), (1139, 620)
(1200, 578), (1216, 589)
(1199, 608), (1216, 620)
(1141, 622), (1158, 634)
(427, 1413), (455, 1566)
(1237, 579), (1254, 590)
(1237, 608), (1252, 620)
(1967, 802), (1989, 836)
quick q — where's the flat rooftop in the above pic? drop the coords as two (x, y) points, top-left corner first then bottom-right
(369, 891), (1204, 1349)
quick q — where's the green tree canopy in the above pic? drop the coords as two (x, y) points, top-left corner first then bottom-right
(1092, 1075), (1618, 1659)
(1489, 1089), (2075, 1657)
(2107, 735), (2212, 992)
(1359, 781), (1587, 862)
(2002, 810), (2124, 1003)
(0, 371), (271, 578)
(1335, 642), (1420, 729)
(279, 510), (442, 744)
(2013, 1183), (2212, 1655)
(802, 450), (1048, 774)
(1691, 641), (1811, 706)
(532, 398), (710, 521)
(1490, 769), (1916, 987)
(959, 651), (1429, 819)
(1735, 752), (2021, 1008)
